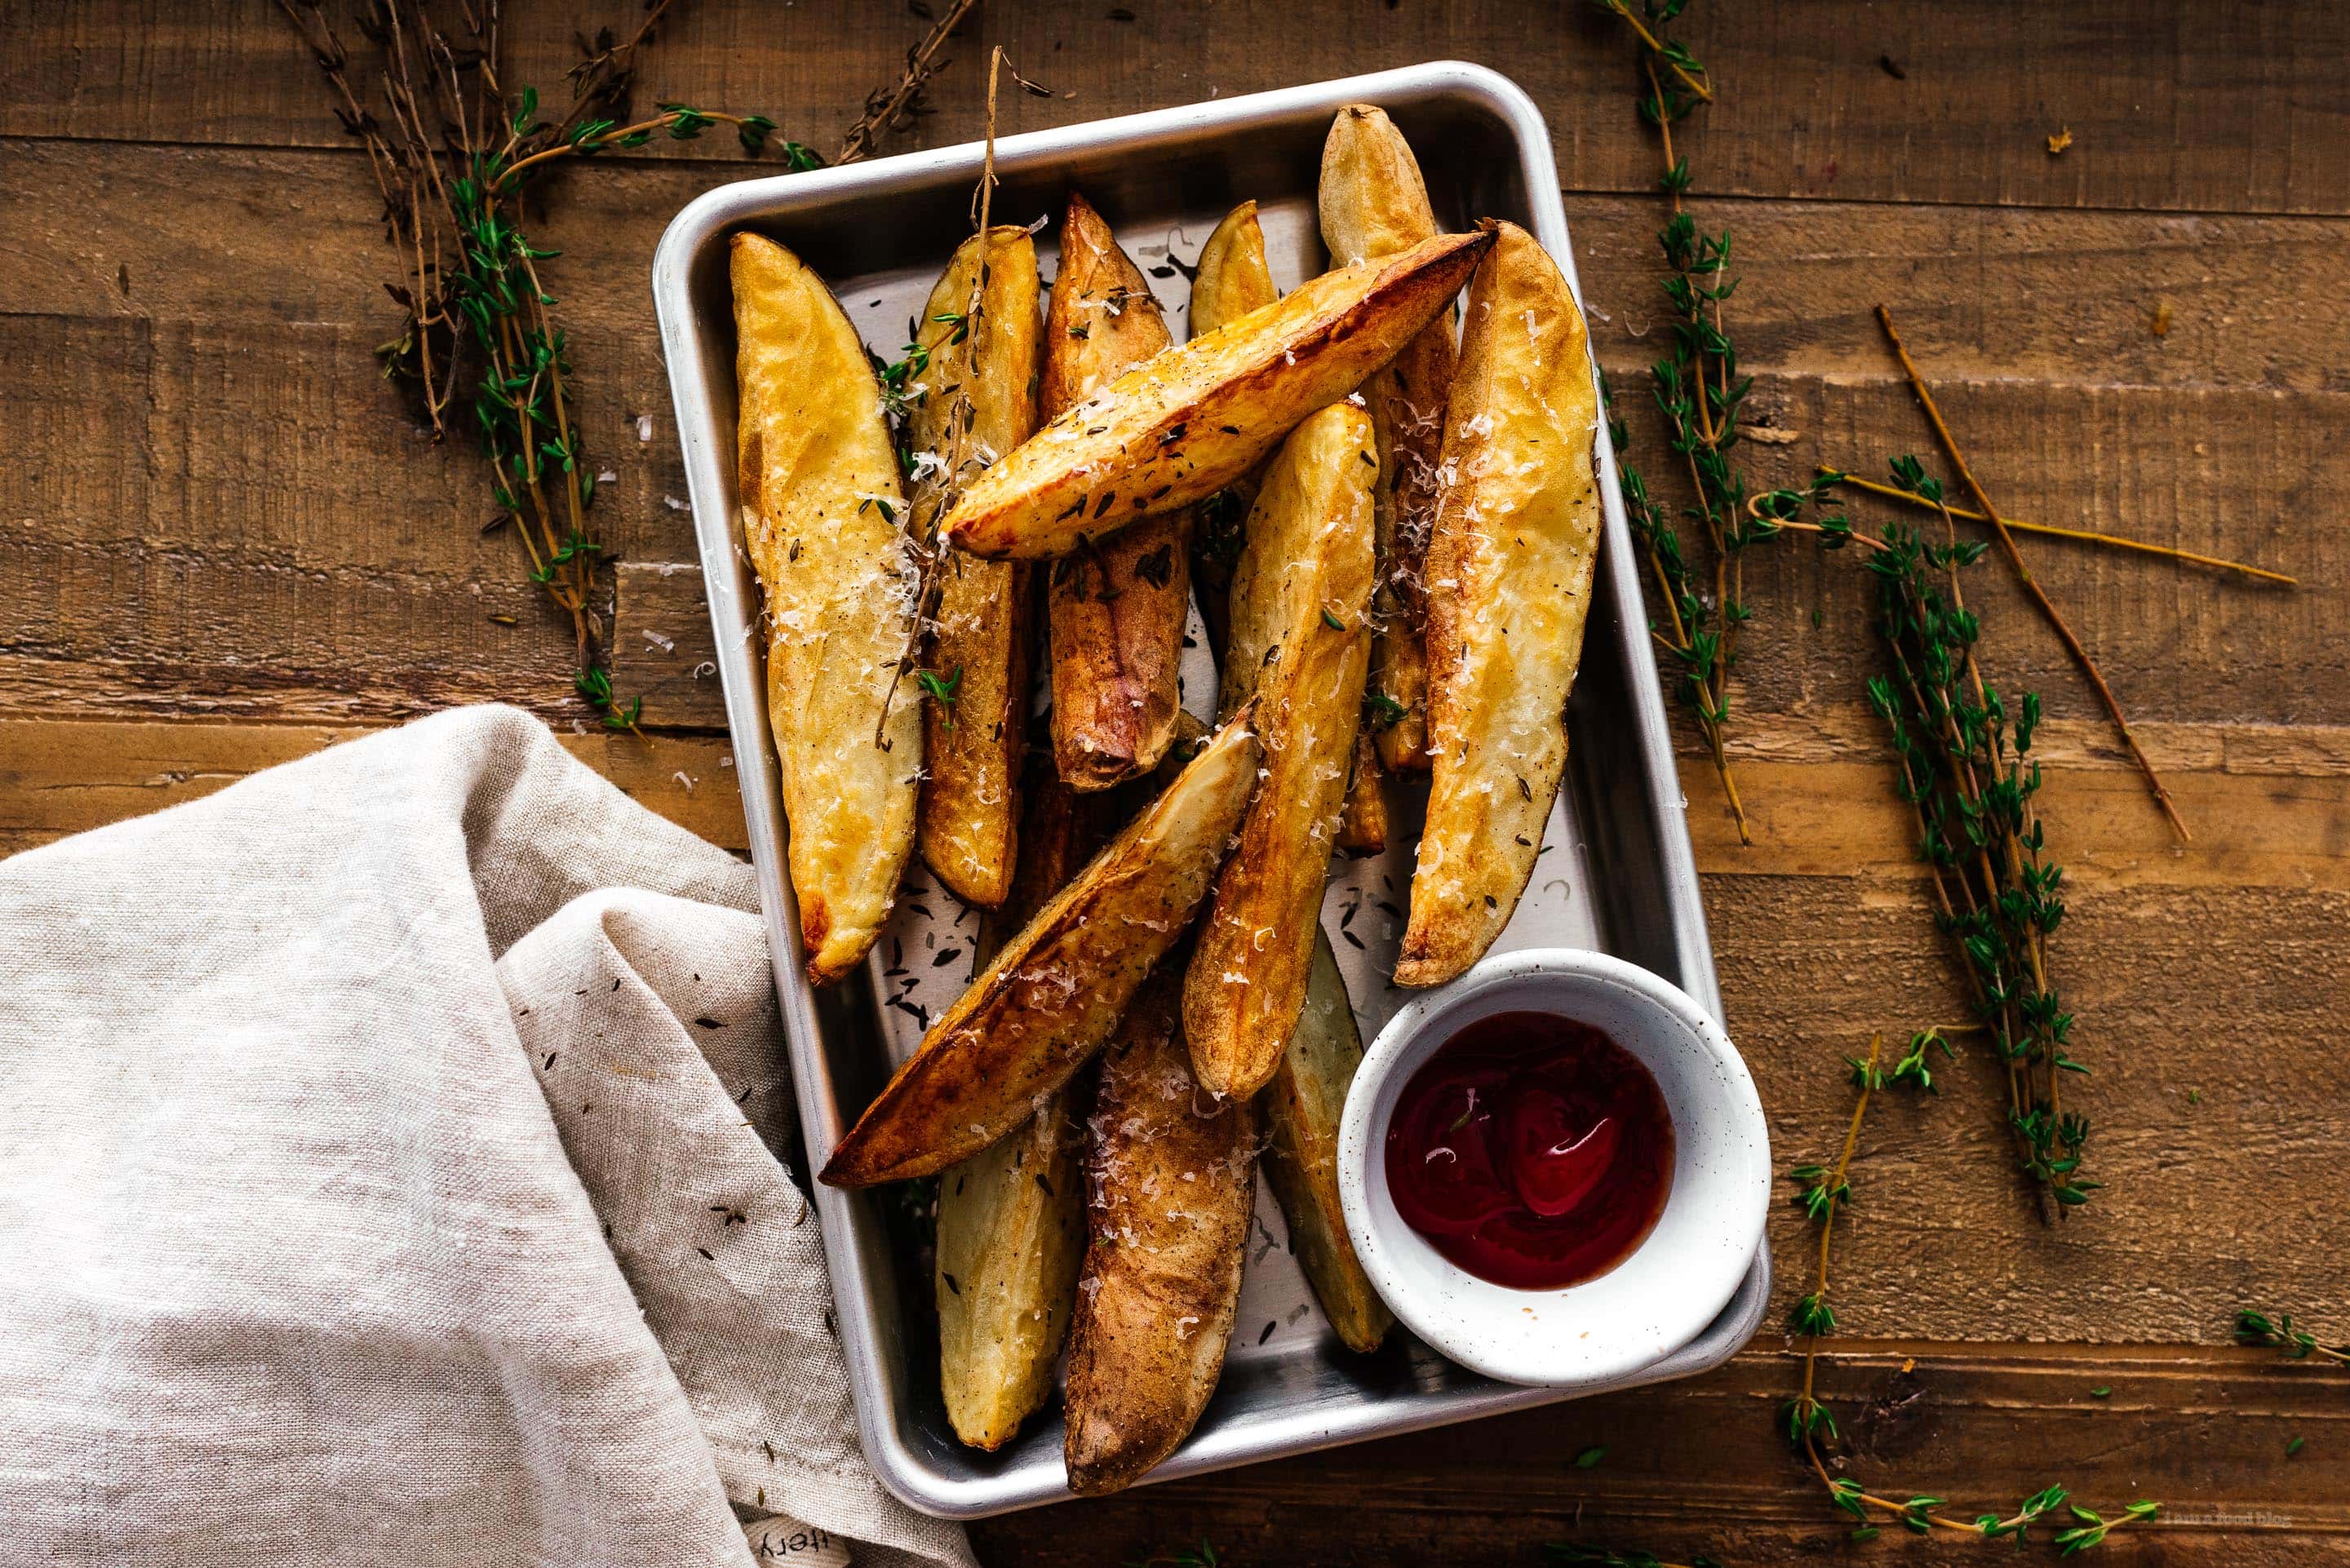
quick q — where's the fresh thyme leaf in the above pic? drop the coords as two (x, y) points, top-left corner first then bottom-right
(916, 664), (964, 726)
(1573, 1445), (1607, 1469)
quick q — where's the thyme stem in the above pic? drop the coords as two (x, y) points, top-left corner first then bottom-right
(1822, 471), (2295, 586)
(1874, 307), (2190, 842)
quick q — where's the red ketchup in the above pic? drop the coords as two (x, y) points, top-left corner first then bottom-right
(1384, 1012), (1674, 1289)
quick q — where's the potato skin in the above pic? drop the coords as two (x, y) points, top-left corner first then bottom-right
(1258, 930), (1391, 1353)
(1064, 959), (1255, 1496)
(942, 228), (1492, 560)
(933, 753), (1097, 1450)
(1044, 193), (1191, 791)
(1334, 726), (1388, 856)
(1397, 222), (1603, 988)
(729, 233), (922, 985)
(819, 712), (1261, 1187)
(915, 228), (1043, 907)
(1320, 103), (1459, 773)
(1184, 404), (1377, 1101)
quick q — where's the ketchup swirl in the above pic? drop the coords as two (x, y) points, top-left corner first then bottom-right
(1384, 1012), (1674, 1290)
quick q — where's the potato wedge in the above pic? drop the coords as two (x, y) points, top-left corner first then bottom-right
(1195, 197), (1390, 835)
(730, 233), (923, 985)
(914, 227), (1043, 907)
(933, 755), (1096, 1451)
(942, 228), (1492, 560)
(1321, 104), (1460, 773)
(934, 1094), (1084, 1450)
(1064, 957), (1255, 1495)
(1184, 404), (1377, 1101)
(1258, 930), (1391, 1353)
(820, 711), (1261, 1187)
(1396, 222), (1603, 988)
(1190, 199), (1278, 339)
(1185, 199), (1279, 665)
(1044, 193), (1192, 790)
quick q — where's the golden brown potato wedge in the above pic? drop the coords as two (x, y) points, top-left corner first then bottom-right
(1258, 930), (1392, 1353)
(914, 227), (1043, 907)
(1397, 221), (1603, 988)
(1044, 193), (1192, 791)
(1064, 957), (1255, 1495)
(1185, 200), (1280, 665)
(1320, 103), (1460, 773)
(942, 228), (1492, 560)
(730, 233), (923, 985)
(1194, 197), (1390, 834)
(1184, 404), (1377, 1101)
(933, 755), (1097, 1451)
(820, 711), (1261, 1187)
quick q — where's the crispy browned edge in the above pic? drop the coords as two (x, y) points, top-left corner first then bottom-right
(916, 227), (1041, 907)
(1044, 192), (1192, 791)
(818, 711), (1259, 1187)
(1063, 958), (1256, 1495)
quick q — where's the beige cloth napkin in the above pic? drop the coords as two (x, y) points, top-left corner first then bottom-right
(0, 706), (972, 1568)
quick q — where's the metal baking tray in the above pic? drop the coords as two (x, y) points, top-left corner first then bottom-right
(653, 60), (1767, 1519)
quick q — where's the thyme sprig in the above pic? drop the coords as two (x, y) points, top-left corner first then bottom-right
(1874, 307), (2189, 841)
(1785, 1035), (2158, 1552)
(281, 0), (953, 725)
(1598, 4), (1769, 844)
(1767, 460), (2088, 1216)
(2237, 1309), (2350, 1366)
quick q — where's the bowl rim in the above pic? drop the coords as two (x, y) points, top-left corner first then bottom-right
(1337, 946), (1771, 1388)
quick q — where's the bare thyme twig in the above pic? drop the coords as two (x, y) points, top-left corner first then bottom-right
(838, 0), (982, 164)
(1875, 307), (2190, 842)
(1820, 470), (2295, 586)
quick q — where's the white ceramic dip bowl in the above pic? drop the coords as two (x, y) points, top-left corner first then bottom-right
(1336, 946), (1771, 1389)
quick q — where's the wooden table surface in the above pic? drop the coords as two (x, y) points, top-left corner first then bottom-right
(5, 2), (2344, 1562)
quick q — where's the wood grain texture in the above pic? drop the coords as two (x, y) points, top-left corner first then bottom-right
(3, 2), (2346, 1560)
(5, 2), (2343, 215)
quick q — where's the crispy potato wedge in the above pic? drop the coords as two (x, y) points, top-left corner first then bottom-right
(934, 755), (1097, 1451)
(1258, 930), (1391, 1353)
(1184, 404), (1377, 1101)
(820, 711), (1261, 1187)
(1195, 197), (1390, 836)
(1397, 222), (1603, 988)
(1320, 104), (1460, 773)
(1185, 200), (1280, 665)
(942, 228), (1492, 560)
(730, 233), (923, 985)
(914, 227), (1044, 907)
(1044, 193), (1192, 791)
(1064, 958), (1255, 1495)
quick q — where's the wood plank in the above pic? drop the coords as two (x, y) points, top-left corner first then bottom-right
(2, 2), (2343, 215)
(969, 1345), (2350, 1567)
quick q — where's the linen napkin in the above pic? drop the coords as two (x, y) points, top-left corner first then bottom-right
(0, 705), (973, 1568)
